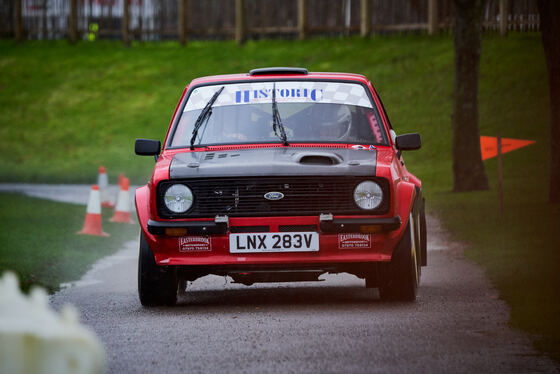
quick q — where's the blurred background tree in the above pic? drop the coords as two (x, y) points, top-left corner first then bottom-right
(452, 0), (489, 192)
(537, 0), (560, 203)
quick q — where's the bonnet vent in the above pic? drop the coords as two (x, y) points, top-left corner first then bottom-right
(297, 153), (342, 165)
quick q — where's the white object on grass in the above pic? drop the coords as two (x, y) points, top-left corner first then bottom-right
(0, 272), (105, 374)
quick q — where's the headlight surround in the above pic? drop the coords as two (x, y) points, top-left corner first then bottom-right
(164, 184), (193, 213)
(353, 181), (383, 210)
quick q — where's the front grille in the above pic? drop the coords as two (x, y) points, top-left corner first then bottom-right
(157, 176), (389, 218)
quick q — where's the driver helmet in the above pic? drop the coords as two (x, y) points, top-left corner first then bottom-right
(315, 104), (352, 139)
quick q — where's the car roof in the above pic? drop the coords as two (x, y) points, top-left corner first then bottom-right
(188, 68), (370, 87)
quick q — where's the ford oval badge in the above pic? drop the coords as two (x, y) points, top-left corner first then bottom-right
(264, 191), (284, 201)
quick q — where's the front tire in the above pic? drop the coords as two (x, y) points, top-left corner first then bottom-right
(379, 215), (420, 301)
(138, 232), (178, 306)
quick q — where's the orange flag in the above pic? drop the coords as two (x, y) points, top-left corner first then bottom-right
(480, 136), (536, 160)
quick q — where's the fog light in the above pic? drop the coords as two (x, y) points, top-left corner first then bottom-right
(360, 225), (382, 234)
(165, 228), (188, 236)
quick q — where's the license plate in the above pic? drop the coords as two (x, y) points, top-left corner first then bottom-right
(229, 232), (319, 253)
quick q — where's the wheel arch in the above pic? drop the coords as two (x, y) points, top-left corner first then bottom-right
(135, 185), (157, 247)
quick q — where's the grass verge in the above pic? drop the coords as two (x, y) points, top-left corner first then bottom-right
(0, 34), (558, 360)
(0, 192), (139, 293)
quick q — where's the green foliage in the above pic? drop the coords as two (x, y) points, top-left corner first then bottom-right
(0, 34), (558, 359)
(0, 193), (139, 293)
(0, 36), (455, 184)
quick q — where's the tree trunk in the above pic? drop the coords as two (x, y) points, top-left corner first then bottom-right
(537, 0), (560, 203)
(452, 0), (489, 192)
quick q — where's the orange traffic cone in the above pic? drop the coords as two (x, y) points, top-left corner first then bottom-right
(110, 177), (133, 224)
(118, 173), (125, 188)
(78, 185), (110, 237)
(97, 166), (114, 208)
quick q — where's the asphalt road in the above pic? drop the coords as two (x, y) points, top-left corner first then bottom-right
(0, 183), (137, 206)
(50, 215), (558, 374)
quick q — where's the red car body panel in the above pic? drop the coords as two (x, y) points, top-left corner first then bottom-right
(136, 71), (421, 269)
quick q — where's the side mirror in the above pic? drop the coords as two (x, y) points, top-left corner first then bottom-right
(135, 139), (161, 157)
(395, 133), (421, 151)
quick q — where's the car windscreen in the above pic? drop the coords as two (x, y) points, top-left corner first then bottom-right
(169, 81), (389, 148)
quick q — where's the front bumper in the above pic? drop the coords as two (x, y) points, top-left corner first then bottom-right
(143, 215), (404, 267)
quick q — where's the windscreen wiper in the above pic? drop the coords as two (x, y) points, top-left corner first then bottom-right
(190, 86), (225, 150)
(271, 82), (289, 146)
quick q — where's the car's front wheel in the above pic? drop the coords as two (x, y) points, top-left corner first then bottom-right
(138, 232), (178, 306)
(379, 215), (419, 301)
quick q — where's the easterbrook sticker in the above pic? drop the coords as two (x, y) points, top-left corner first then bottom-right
(338, 234), (371, 249)
(179, 236), (211, 252)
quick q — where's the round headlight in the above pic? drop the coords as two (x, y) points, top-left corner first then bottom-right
(164, 184), (193, 213)
(354, 181), (383, 210)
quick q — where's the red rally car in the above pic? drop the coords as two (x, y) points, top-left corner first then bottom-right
(134, 67), (426, 306)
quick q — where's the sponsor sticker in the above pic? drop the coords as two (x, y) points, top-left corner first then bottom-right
(235, 87), (324, 103)
(351, 144), (367, 150)
(184, 81), (373, 112)
(351, 144), (376, 151)
(368, 111), (384, 144)
(179, 236), (211, 252)
(338, 233), (371, 249)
